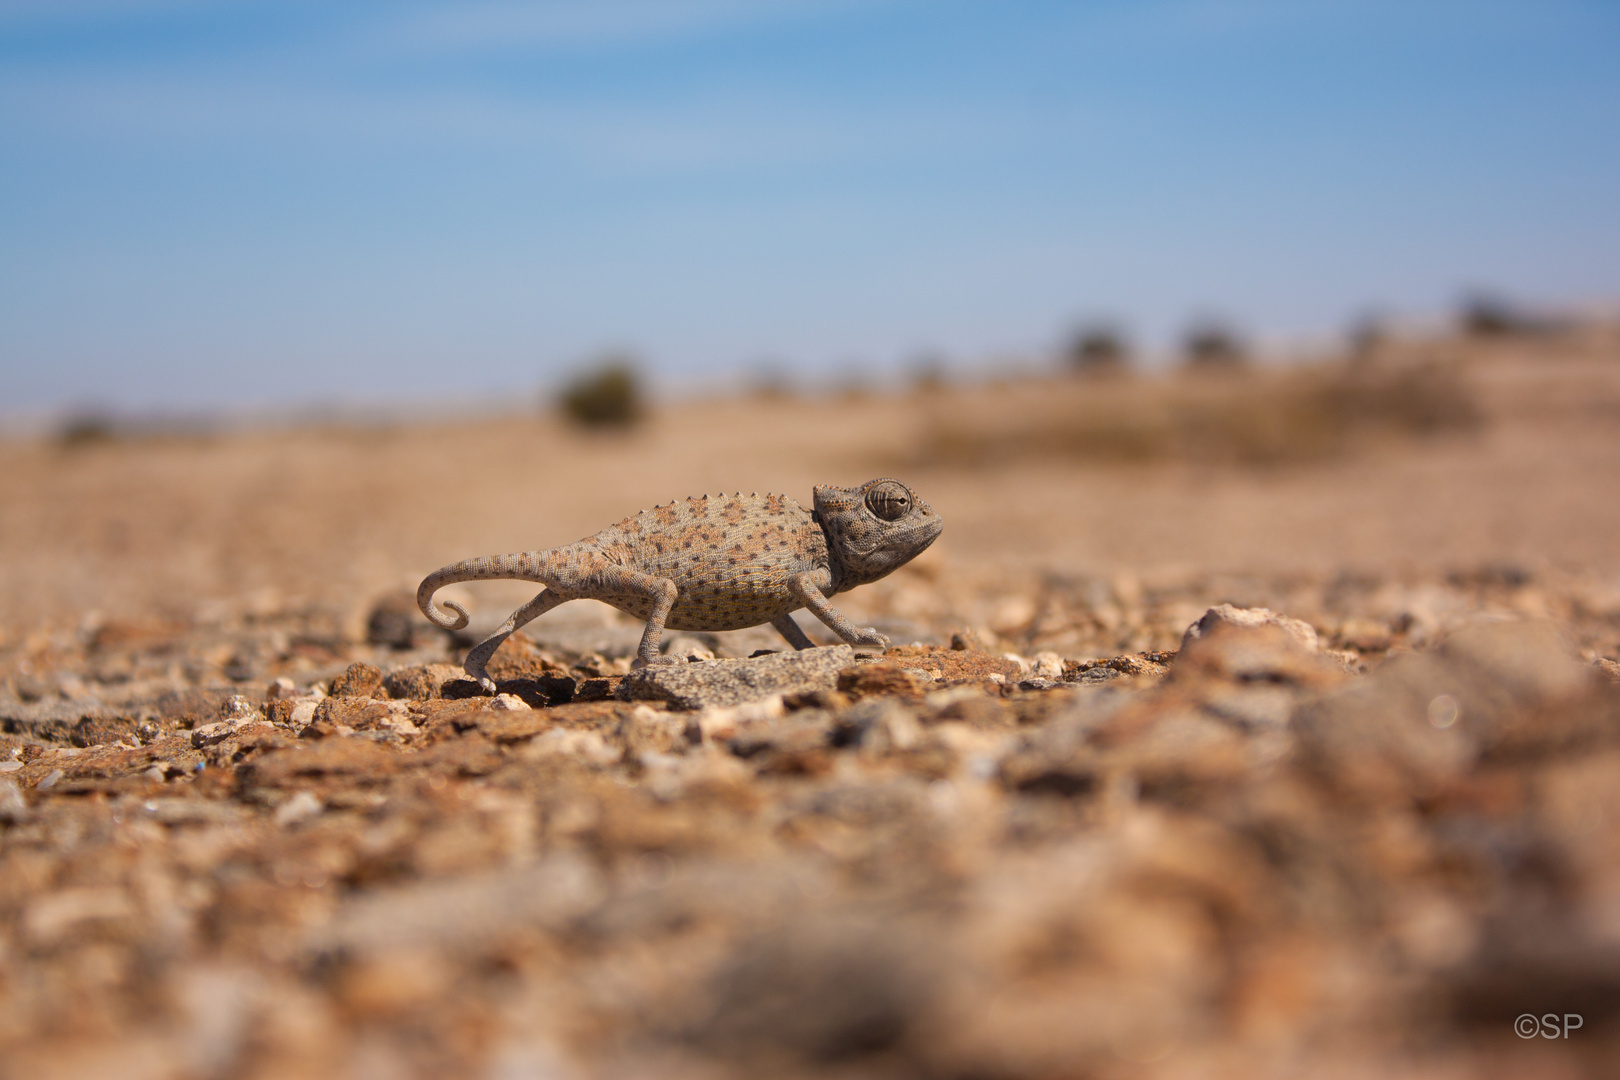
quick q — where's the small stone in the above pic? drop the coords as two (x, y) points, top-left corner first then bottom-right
(0, 780), (29, 823)
(330, 662), (384, 698)
(154, 687), (242, 725)
(1336, 616), (1394, 652)
(477, 708), (550, 743)
(1200, 685), (1296, 729)
(273, 790), (324, 827)
(366, 594), (420, 650)
(218, 694), (260, 721)
(950, 628), (989, 652)
(832, 698), (920, 753)
(144, 798), (245, 826)
(618, 646), (855, 710)
(1175, 606), (1340, 685)
(191, 718), (257, 748)
(663, 636), (717, 662)
(1001, 653), (1033, 676)
(265, 677), (297, 700)
(571, 676), (619, 702)
(23, 887), (134, 946)
(990, 596), (1036, 635)
(1031, 652), (1064, 679)
(688, 695), (787, 742)
(307, 696), (417, 736)
(782, 688), (850, 711)
(490, 693), (531, 712)
(36, 768), (63, 791)
(1181, 604), (1320, 653)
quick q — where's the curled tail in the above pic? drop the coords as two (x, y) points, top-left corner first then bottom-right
(416, 551), (553, 630)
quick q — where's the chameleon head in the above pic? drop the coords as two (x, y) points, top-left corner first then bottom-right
(813, 478), (944, 590)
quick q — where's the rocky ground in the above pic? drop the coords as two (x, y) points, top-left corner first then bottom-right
(3, 331), (1620, 1079)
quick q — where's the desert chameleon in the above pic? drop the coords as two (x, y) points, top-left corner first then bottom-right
(417, 478), (944, 692)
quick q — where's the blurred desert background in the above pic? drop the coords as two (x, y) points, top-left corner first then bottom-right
(4, 3), (1620, 1079)
(6, 319), (1620, 653)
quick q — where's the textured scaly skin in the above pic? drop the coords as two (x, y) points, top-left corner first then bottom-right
(417, 478), (943, 692)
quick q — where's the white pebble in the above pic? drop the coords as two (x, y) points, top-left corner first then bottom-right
(273, 790), (324, 827)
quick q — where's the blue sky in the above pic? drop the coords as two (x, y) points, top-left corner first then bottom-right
(2, 0), (1618, 415)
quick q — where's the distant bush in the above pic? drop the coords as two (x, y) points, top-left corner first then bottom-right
(558, 359), (643, 428)
(1461, 295), (1522, 336)
(1067, 326), (1130, 375)
(55, 411), (117, 449)
(749, 363), (796, 401)
(1183, 323), (1247, 370)
(915, 362), (1481, 469)
(1459, 294), (1566, 338)
(907, 354), (949, 394)
(1347, 314), (1387, 362)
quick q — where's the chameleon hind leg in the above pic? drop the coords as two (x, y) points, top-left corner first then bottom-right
(771, 613), (815, 650)
(463, 587), (568, 694)
(612, 570), (681, 669)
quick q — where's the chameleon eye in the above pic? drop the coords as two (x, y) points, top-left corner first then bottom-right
(864, 480), (912, 521)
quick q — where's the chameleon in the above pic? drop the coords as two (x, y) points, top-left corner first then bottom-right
(417, 478), (944, 692)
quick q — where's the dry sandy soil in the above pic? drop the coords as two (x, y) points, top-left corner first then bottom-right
(2, 327), (1619, 1079)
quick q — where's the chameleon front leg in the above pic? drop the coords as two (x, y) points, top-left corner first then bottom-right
(787, 571), (890, 650)
(771, 612), (815, 650)
(464, 587), (568, 693)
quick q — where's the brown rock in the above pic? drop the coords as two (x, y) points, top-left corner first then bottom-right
(330, 661), (383, 698)
(1072, 652), (1177, 681)
(783, 688), (852, 711)
(264, 698), (301, 726)
(67, 715), (143, 748)
(476, 708), (552, 743)
(1174, 609), (1342, 686)
(365, 593), (420, 650)
(1335, 616), (1394, 652)
(950, 628), (991, 652)
(575, 676), (623, 702)
(1294, 620), (1598, 801)
(309, 696), (393, 731)
(1181, 604), (1320, 652)
(838, 662), (928, 701)
(239, 738), (398, 787)
(883, 644), (1024, 681)
(154, 686), (242, 725)
(382, 663), (465, 701)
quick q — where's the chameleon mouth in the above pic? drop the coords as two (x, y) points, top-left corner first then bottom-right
(902, 516), (945, 550)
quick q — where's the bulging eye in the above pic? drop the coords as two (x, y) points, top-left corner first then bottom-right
(864, 480), (912, 521)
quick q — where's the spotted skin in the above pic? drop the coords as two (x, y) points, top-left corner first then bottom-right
(417, 479), (944, 692)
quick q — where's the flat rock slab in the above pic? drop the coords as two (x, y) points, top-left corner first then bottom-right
(616, 645), (855, 709)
